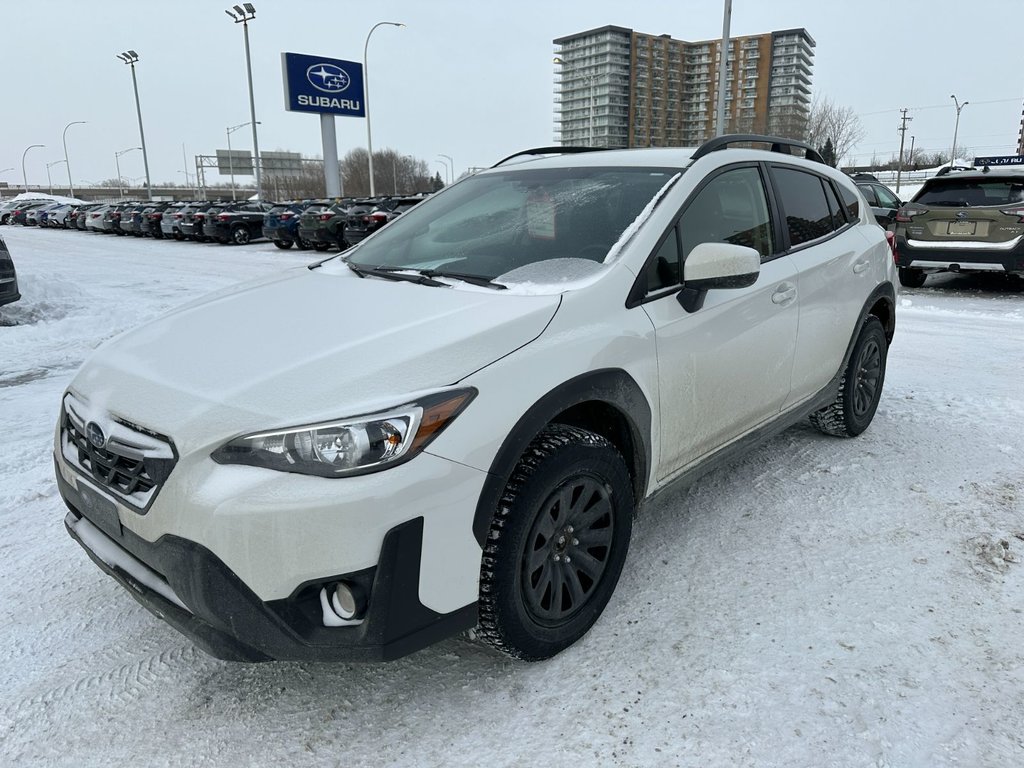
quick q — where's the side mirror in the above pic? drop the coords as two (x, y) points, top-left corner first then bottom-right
(677, 242), (761, 313)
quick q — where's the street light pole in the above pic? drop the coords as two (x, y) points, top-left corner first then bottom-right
(62, 122), (87, 198)
(225, 5), (262, 199)
(435, 160), (449, 186)
(116, 52), (153, 200)
(950, 94), (968, 169)
(114, 147), (141, 200)
(46, 160), (66, 195)
(715, 0), (733, 137)
(438, 153), (454, 183)
(21, 145), (44, 192)
(226, 121), (258, 201)
(363, 21), (404, 197)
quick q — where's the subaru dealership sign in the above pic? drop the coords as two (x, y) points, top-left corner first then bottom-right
(281, 52), (365, 117)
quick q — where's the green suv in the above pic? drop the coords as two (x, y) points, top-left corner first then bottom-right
(297, 201), (347, 251)
(893, 168), (1024, 287)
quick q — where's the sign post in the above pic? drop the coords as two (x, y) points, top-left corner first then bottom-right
(282, 52), (365, 198)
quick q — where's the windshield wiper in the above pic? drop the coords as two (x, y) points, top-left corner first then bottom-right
(347, 262), (447, 287)
(418, 269), (507, 290)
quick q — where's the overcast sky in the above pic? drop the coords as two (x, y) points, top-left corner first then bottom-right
(3, 0), (1022, 190)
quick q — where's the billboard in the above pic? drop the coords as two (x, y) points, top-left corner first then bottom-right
(281, 52), (365, 118)
(216, 149), (254, 176)
(262, 151), (304, 177)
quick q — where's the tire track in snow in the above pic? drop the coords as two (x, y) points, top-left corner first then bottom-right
(0, 643), (203, 725)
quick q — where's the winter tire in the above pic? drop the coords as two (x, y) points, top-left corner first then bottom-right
(295, 238), (310, 250)
(273, 240), (293, 250)
(477, 424), (633, 661)
(898, 267), (926, 288)
(232, 226), (251, 245)
(810, 316), (887, 437)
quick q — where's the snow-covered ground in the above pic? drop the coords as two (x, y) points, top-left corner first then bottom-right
(1, 226), (1022, 767)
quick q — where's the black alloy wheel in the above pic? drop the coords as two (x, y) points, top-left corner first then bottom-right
(477, 424), (634, 661)
(232, 226), (251, 245)
(810, 316), (888, 437)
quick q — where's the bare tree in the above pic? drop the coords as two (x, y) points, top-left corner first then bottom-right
(340, 148), (434, 198)
(805, 95), (866, 167)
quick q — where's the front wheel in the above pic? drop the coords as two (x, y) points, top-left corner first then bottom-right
(810, 316), (887, 437)
(898, 267), (926, 288)
(273, 239), (293, 250)
(477, 424), (633, 661)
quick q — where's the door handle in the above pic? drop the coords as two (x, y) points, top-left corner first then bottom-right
(771, 284), (796, 304)
(853, 259), (870, 274)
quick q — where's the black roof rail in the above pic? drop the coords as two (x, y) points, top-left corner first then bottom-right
(691, 134), (825, 165)
(491, 146), (609, 168)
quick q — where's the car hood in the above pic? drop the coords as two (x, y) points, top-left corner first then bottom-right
(68, 266), (560, 453)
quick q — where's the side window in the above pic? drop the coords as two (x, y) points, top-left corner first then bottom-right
(644, 226), (681, 293)
(678, 167), (773, 261)
(821, 179), (846, 229)
(773, 167), (834, 247)
(873, 185), (900, 208)
(839, 183), (862, 220)
(858, 184), (878, 206)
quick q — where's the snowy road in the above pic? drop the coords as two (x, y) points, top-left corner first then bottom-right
(1, 227), (1022, 767)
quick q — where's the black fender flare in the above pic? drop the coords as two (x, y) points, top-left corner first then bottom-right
(471, 368), (652, 547)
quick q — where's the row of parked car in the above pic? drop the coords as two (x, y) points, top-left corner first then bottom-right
(0, 195), (426, 251)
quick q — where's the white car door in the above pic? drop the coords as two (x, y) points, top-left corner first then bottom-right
(767, 165), (873, 408)
(637, 164), (799, 480)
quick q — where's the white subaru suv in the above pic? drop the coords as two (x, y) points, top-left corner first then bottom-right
(56, 135), (896, 662)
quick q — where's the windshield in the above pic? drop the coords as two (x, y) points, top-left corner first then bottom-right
(345, 166), (678, 280)
(914, 178), (1024, 207)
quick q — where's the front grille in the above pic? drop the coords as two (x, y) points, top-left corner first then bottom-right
(60, 395), (177, 513)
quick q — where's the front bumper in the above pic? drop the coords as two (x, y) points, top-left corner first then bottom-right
(55, 439), (485, 662)
(895, 235), (1024, 274)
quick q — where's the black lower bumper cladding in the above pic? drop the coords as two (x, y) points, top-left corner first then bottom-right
(57, 468), (476, 662)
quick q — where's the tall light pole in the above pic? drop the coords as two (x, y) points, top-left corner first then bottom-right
(950, 94), (968, 169)
(436, 156), (452, 185)
(62, 122), (87, 198)
(116, 52), (153, 200)
(363, 21), (405, 197)
(715, 0), (733, 137)
(115, 147), (141, 200)
(226, 121), (258, 200)
(225, 5), (262, 199)
(21, 145), (44, 193)
(46, 160), (67, 195)
(438, 153), (454, 183)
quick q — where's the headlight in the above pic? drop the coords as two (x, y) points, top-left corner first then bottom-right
(212, 389), (475, 477)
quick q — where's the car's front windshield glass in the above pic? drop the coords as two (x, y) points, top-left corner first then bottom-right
(342, 166), (678, 281)
(914, 179), (1024, 207)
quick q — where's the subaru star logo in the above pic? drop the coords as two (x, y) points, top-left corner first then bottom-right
(956, 211), (969, 219)
(306, 63), (351, 94)
(86, 422), (105, 449)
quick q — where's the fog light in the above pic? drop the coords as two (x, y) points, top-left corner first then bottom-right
(319, 581), (366, 627)
(331, 582), (360, 619)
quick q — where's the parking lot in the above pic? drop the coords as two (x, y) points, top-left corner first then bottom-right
(1, 226), (1022, 766)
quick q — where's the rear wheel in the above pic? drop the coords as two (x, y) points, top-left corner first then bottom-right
(273, 239), (293, 250)
(477, 424), (633, 661)
(231, 226), (251, 245)
(898, 267), (926, 288)
(810, 316), (887, 437)
(294, 237), (310, 250)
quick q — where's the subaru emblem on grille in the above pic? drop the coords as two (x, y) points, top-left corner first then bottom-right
(86, 422), (105, 449)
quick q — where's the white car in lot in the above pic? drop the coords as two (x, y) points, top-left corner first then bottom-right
(56, 135), (896, 662)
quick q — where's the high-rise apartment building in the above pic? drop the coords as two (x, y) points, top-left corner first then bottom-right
(553, 25), (815, 149)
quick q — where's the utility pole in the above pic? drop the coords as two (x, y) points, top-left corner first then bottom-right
(715, 0), (733, 137)
(896, 108), (912, 193)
